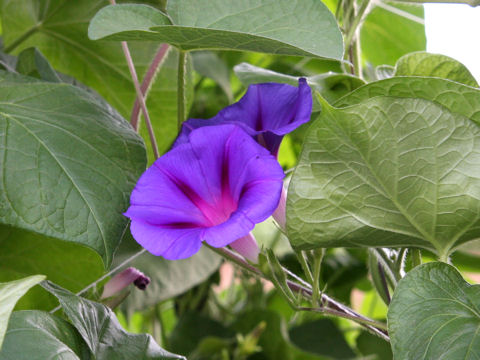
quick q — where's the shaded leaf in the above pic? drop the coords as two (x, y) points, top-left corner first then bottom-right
(288, 319), (356, 359)
(0, 225), (103, 310)
(42, 281), (185, 360)
(16, 47), (61, 82)
(0, 310), (91, 360)
(395, 52), (479, 87)
(88, 1), (344, 59)
(192, 51), (232, 102)
(0, 72), (146, 267)
(388, 262), (480, 359)
(287, 96), (480, 258)
(361, 2), (425, 66)
(355, 331), (392, 360)
(0, 275), (45, 349)
(169, 312), (234, 356)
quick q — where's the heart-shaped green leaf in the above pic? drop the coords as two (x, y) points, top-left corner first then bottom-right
(0, 310), (91, 360)
(88, 1), (344, 60)
(395, 52), (479, 88)
(388, 262), (480, 359)
(287, 96), (480, 258)
(0, 1), (193, 156)
(0, 275), (45, 349)
(0, 72), (146, 267)
(42, 281), (185, 360)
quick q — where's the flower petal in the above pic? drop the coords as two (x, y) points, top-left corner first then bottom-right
(125, 124), (284, 260)
(130, 220), (203, 260)
(175, 79), (312, 154)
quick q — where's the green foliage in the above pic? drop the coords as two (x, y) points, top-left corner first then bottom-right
(395, 52), (479, 87)
(0, 72), (146, 267)
(0, 310), (91, 360)
(1, 0), (479, 358)
(361, 2), (426, 66)
(0, 275), (45, 348)
(388, 262), (480, 359)
(89, 1), (344, 59)
(0, 225), (103, 310)
(42, 281), (185, 359)
(288, 319), (356, 359)
(287, 95), (480, 258)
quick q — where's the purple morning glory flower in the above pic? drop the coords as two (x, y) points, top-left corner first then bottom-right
(124, 125), (284, 261)
(174, 79), (312, 156)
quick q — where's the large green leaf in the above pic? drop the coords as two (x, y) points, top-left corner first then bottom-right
(361, 2), (425, 66)
(42, 281), (185, 360)
(0, 0), (190, 156)
(0, 275), (45, 349)
(115, 235), (222, 312)
(88, 1), (344, 60)
(0, 225), (103, 310)
(287, 96), (480, 258)
(395, 52), (479, 88)
(388, 262), (480, 359)
(0, 310), (91, 360)
(334, 77), (480, 125)
(0, 72), (146, 266)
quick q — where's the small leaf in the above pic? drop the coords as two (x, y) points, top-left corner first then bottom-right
(287, 95), (480, 257)
(0, 72), (146, 267)
(395, 52), (479, 88)
(41, 281), (185, 360)
(388, 262), (480, 359)
(88, 1), (344, 60)
(0, 310), (91, 360)
(0, 275), (45, 349)
(16, 47), (61, 83)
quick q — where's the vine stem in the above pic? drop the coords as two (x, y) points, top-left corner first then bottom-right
(130, 44), (170, 131)
(177, 50), (187, 130)
(311, 249), (325, 307)
(208, 246), (389, 341)
(109, 0), (160, 159)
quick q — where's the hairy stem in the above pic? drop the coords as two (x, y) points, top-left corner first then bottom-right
(311, 248), (325, 307)
(177, 50), (187, 130)
(295, 250), (314, 284)
(130, 44), (170, 131)
(109, 0), (160, 159)
(411, 248), (422, 268)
